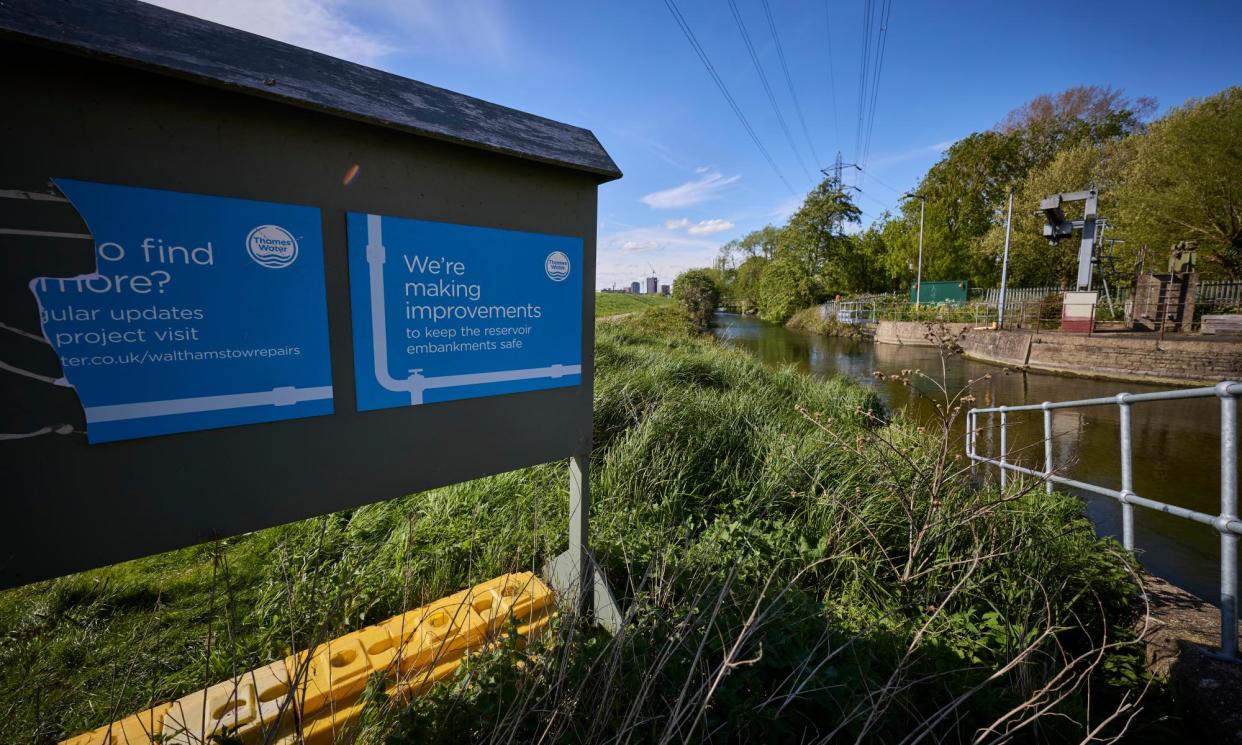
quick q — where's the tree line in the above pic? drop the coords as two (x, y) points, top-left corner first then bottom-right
(698, 85), (1241, 323)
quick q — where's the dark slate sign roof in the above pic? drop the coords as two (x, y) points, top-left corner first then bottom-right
(0, 0), (622, 182)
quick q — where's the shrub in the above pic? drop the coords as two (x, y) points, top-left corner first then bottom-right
(672, 269), (720, 332)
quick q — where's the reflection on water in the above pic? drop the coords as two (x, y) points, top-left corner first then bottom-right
(713, 312), (1237, 603)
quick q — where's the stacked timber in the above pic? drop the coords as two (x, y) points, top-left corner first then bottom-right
(1202, 315), (1242, 335)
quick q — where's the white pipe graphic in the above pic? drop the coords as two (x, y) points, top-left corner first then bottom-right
(84, 385), (334, 423)
(363, 213), (580, 405)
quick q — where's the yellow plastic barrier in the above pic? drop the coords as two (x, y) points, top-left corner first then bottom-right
(59, 572), (555, 745)
(294, 624), (391, 715)
(279, 611), (555, 745)
(161, 658), (297, 745)
(384, 597), (489, 674)
(61, 703), (171, 745)
(471, 572), (555, 633)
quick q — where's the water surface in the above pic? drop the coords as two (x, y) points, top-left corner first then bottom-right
(713, 312), (1237, 603)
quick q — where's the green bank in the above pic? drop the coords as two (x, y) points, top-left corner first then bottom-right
(594, 291), (670, 317)
(0, 306), (1148, 743)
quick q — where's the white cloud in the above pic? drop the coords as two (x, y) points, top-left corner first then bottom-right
(365, 0), (513, 62)
(620, 240), (660, 253)
(660, 217), (736, 236)
(686, 219), (734, 235)
(146, 0), (391, 65)
(695, 166), (711, 174)
(597, 224), (728, 290)
(146, 0), (516, 65)
(640, 172), (741, 210)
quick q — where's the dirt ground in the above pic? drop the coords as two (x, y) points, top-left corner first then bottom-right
(1141, 574), (1242, 742)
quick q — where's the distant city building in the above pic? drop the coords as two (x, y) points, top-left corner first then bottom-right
(660, 284), (670, 296)
(645, 276), (658, 294)
(630, 281), (641, 294)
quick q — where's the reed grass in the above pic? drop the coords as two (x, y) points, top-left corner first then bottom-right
(0, 308), (1150, 743)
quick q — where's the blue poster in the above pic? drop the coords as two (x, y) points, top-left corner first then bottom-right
(33, 179), (334, 443)
(347, 212), (582, 410)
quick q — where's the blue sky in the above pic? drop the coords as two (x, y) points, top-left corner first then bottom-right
(151, 0), (1242, 290)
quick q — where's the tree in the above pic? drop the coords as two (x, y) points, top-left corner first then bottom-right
(784, 178), (862, 291)
(720, 225), (786, 265)
(672, 269), (721, 332)
(976, 140), (1135, 288)
(732, 255), (769, 313)
(998, 86), (1155, 173)
(757, 255), (815, 324)
(850, 225), (897, 293)
(881, 200), (973, 287)
(1115, 87), (1242, 278)
(883, 86), (1155, 288)
(918, 131), (1025, 244)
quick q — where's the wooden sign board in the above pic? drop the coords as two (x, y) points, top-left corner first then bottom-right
(0, 0), (620, 589)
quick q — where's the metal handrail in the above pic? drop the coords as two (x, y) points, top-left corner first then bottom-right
(966, 381), (1240, 659)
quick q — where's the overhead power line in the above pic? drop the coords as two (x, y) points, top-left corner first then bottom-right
(854, 164), (904, 197)
(759, 0), (821, 168)
(858, 0), (893, 183)
(823, 0), (840, 148)
(726, 0), (815, 185)
(662, 0), (796, 195)
(853, 0), (875, 169)
(853, 187), (893, 213)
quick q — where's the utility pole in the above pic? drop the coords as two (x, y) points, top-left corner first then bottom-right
(902, 192), (927, 307)
(998, 189), (1013, 329)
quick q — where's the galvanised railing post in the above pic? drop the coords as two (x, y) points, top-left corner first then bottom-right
(999, 406), (1008, 490)
(1118, 393), (1135, 552)
(966, 381), (1242, 658)
(967, 410), (976, 475)
(1217, 381), (1238, 659)
(1042, 402), (1053, 496)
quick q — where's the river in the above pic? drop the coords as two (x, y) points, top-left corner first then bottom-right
(713, 312), (1237, 604)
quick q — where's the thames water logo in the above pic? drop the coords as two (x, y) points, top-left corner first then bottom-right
(246, 225), (299, 268)
(545, 251), (571, 282)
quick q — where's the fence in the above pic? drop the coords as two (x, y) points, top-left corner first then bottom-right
(978, 281), (1242, 312)
(819, 293), (891, 324)
(975, 286), (1062, 305)
(966, 382), (1241, 659)
(868, 296), (1068, 328)
(827, 280), (1241, 331)
(1200, 280), (1242, 307)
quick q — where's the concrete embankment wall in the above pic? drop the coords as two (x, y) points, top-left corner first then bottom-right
(873, 321), (1242, 386)
(1009, 332), (1242, 386)
(873, 321), (972, 346)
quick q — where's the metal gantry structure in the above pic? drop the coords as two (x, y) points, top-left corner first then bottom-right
(1040, 188), (1100, 291)
(966, 382), (1242, 660)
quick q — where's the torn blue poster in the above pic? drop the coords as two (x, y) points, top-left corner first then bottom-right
(32, 179), (334, 443)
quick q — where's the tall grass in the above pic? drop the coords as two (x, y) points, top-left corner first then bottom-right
(0, 308), (1148, 743)
(785, 305), (867, 338)
(595, 292), (670, 318)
